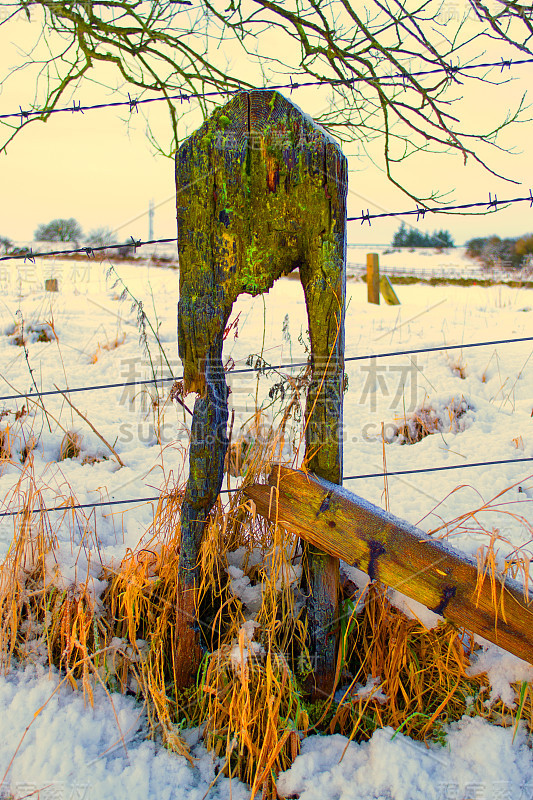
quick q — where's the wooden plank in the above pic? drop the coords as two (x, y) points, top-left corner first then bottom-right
(367, 253), (380, 304)
(245, 465), (533, 665)
(380, 275), (400, 305)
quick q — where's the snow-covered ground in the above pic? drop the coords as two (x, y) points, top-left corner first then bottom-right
(0, 256), (532, 799)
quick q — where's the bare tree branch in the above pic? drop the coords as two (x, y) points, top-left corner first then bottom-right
(1, 0), (532, 203)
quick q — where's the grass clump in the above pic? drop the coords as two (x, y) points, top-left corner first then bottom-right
(9, 322), (56, 346)
(388, 397), (471, 445)
(89, 333), (126, 364)
(330, 584), (487, 745)
(0, 428), (11, 462)
(0, 392), (532, 797)
(59, 431), (82, 460)
(192, 646), (308, 797)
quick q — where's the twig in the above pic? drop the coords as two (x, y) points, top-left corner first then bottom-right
(16, 310), (52, 433)
(53, 386), (125, 467)
(0, 373), (68, 436)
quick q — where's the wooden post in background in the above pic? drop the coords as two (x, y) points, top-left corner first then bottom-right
(367, 252), (380, 304)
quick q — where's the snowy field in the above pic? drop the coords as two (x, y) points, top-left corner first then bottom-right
(0, 256), (532, 799)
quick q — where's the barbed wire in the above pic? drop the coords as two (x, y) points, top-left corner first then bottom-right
(1, 58), (532, 123)
(1, 188), (533, 265)
(1, 335), (532, 404)
(350, 191), (533, 224)
(0, 236), (176, 262)
(1, 457), (531, 517)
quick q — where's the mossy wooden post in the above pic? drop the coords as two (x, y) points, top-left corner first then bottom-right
(176, 89), (347, 694)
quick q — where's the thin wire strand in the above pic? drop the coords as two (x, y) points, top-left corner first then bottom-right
(2, 190), (532, 264)
(1, 458), (531, 517)
(2, 335), (532, 403)
(1, 58), (531, 121)
(343, 458), (533, 481)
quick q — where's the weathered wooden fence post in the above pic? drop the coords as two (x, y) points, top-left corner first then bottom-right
(175, 89), (347, 695)
(44, 278), (59, 292)
(367, 252), (380, 304)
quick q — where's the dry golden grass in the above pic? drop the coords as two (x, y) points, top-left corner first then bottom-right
(390, 397), (470, 445)
(196, 647), (307, 798)
(427, 475), (533, 601)
(1, 410), (37, 468)
(89, 332), (126, 363)
(449, 359), (467, 379)
(0, 396), (531, 797)
(330, 583), (487, 744)
(59, 431), (82, 460)
(20, 434), (37, 463)
(0, 428), (11, 462)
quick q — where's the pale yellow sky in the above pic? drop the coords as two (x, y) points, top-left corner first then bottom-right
(1, 4), (532, 247)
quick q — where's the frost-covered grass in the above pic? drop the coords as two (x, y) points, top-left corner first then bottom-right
(0, 257), (532, 799)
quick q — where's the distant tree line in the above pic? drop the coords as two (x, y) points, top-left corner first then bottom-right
(34, 218), (117, 248)
(390, 223), (533, 269)
(34, 218), (84, 243)
(0, 219), (137, 258)
(465, 234), (533, 270)
(392, 223), (455, 248)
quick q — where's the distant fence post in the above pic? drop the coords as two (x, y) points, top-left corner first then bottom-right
(367, 252), (380, 304)
(175, 89), (347, 697)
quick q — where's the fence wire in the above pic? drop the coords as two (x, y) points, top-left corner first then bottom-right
(1, 190), (533, 265)
(1, 60), (533, 516)
(1, 57), (532, 122)
(1, 458), (531, 517)
(1, 338), (532, 515)
(1, 335), (532, 403)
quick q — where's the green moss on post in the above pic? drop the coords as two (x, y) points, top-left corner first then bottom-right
(176, 90), (347, 695)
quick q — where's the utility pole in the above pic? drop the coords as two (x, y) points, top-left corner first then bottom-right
(148, 198), (154, 241)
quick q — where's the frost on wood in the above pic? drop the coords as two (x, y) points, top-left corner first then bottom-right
(175, 89), (347, 693)
(246, 466), (533, 667)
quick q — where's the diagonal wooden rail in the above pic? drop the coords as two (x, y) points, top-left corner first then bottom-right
(245, 465), (533, 665)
